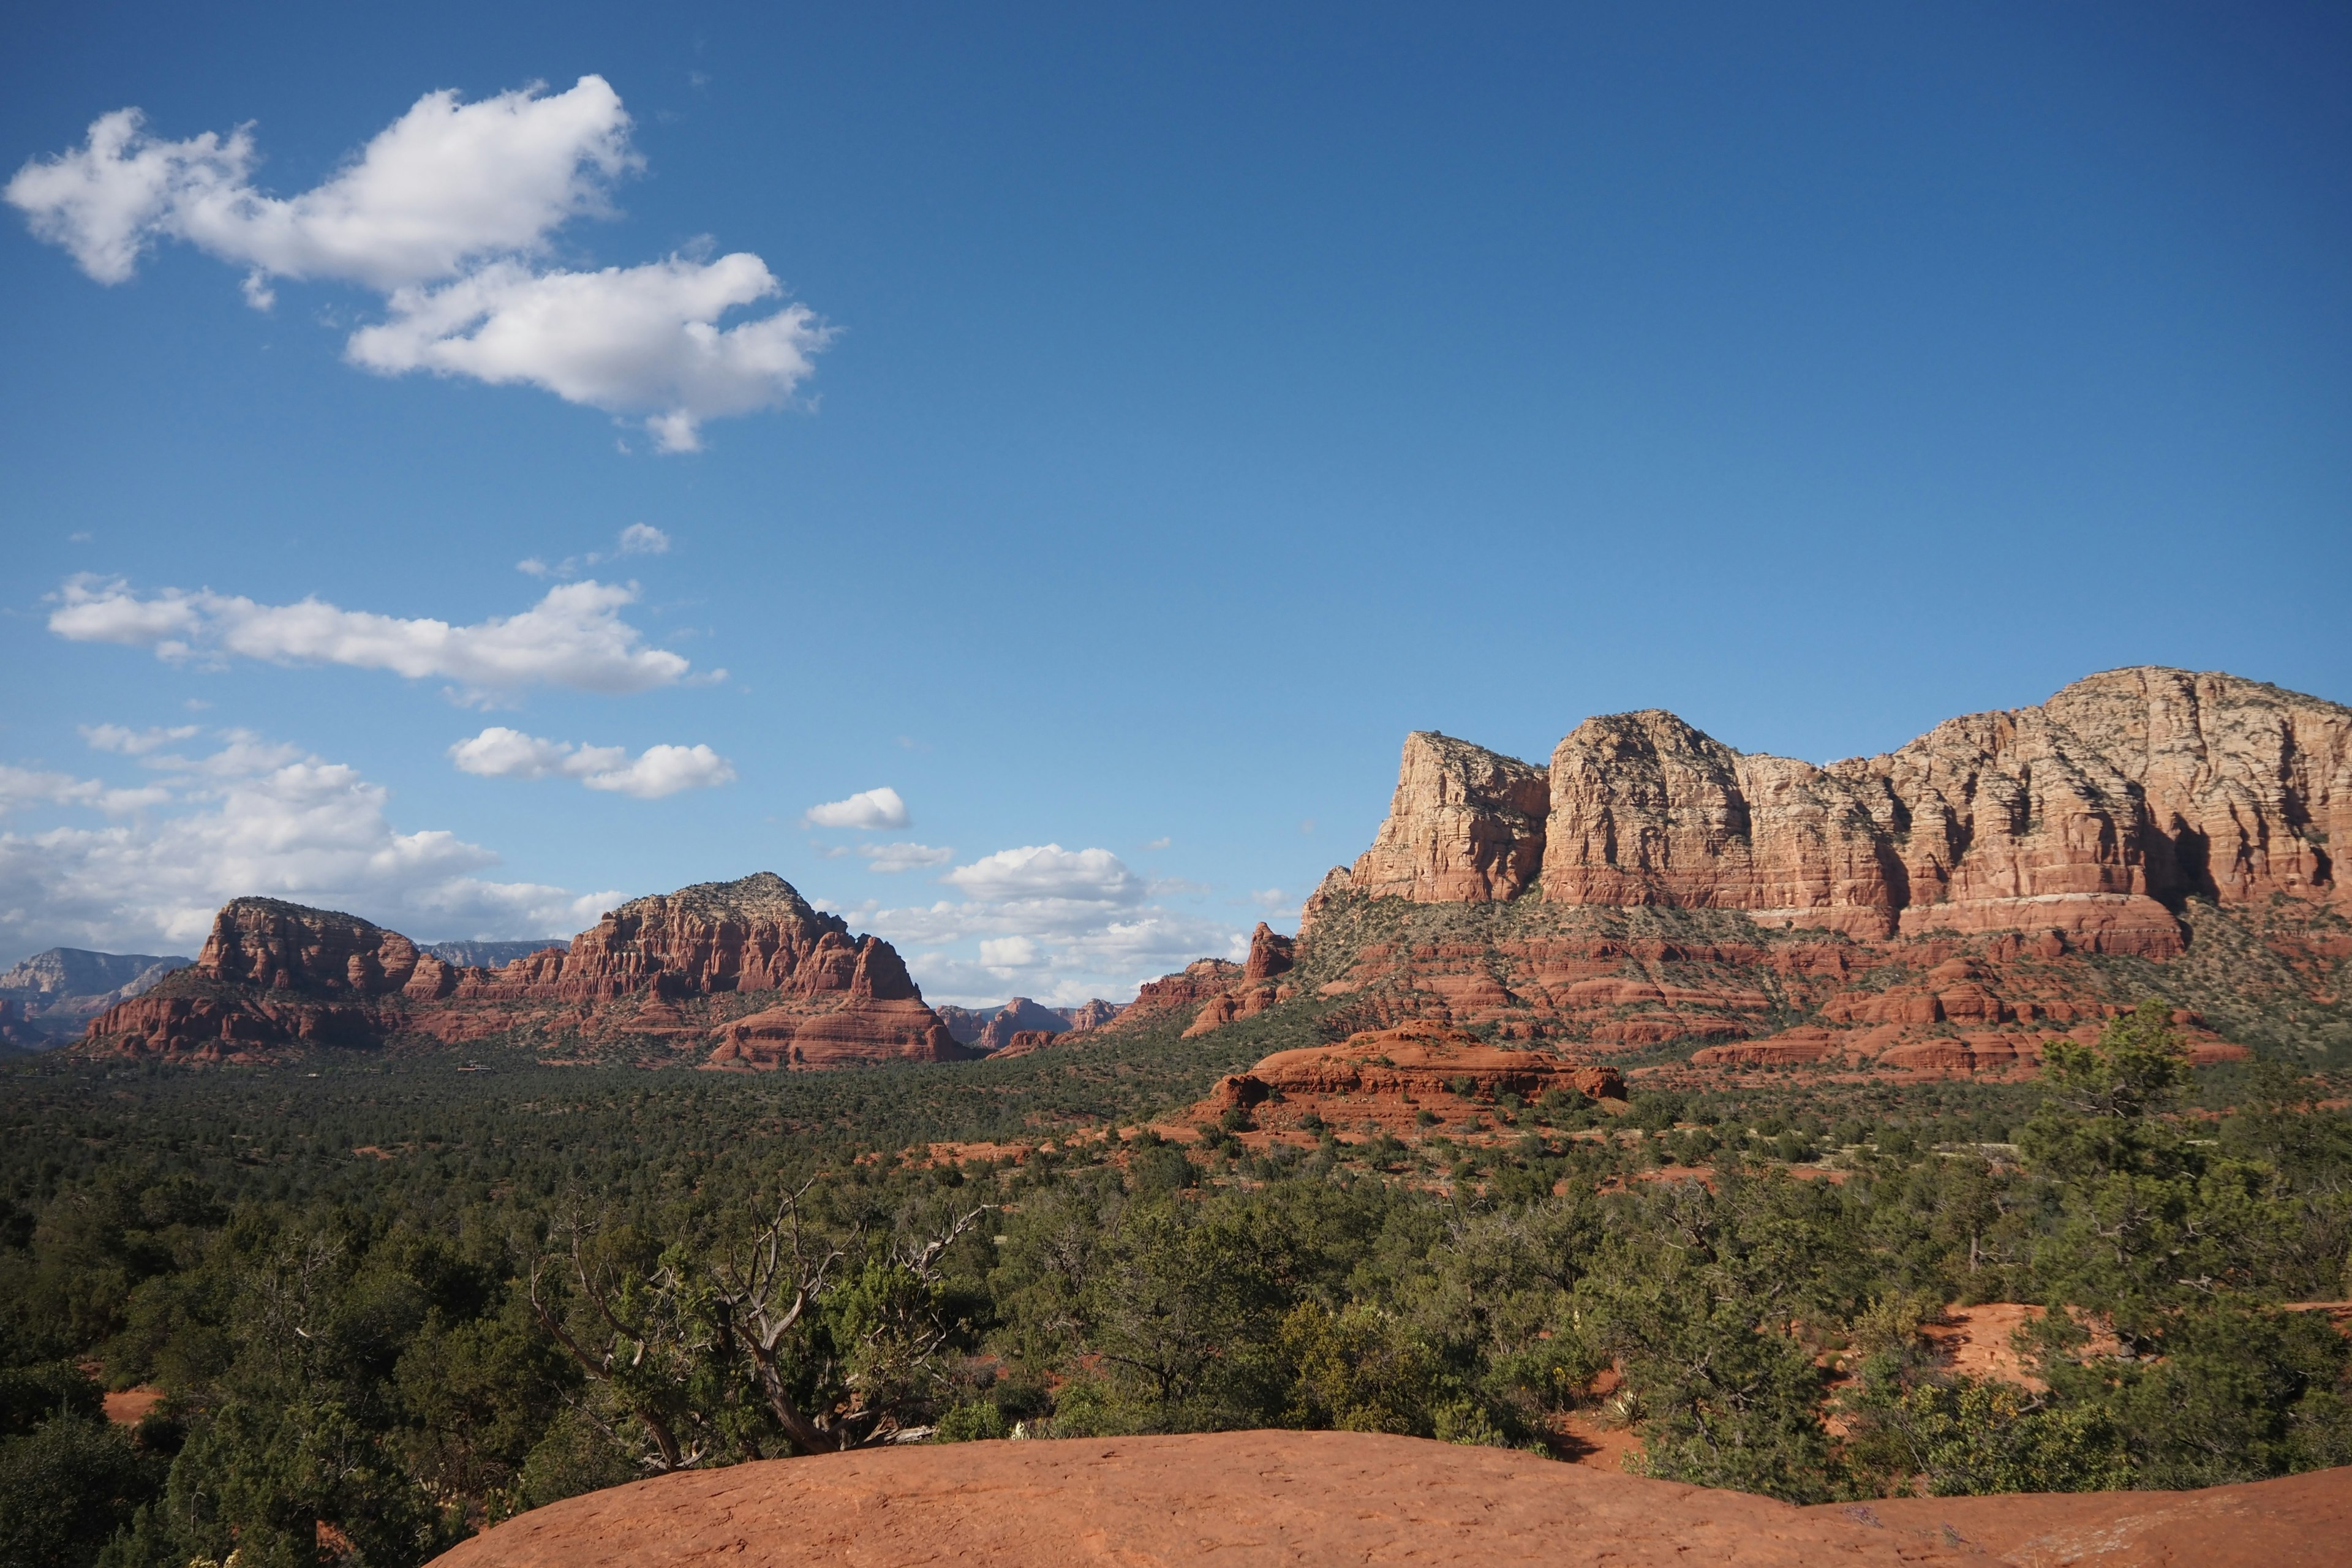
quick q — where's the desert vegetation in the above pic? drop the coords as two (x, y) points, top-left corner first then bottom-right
(2, 1003), (2348, 1567)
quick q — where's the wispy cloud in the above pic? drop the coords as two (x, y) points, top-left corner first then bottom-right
(49, 575), (710, 702)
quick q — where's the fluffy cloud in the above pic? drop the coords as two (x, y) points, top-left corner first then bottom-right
(0, 730), (614, 954)
(450, 726), (734, 799)
(7, 77), (825, 448)
(5, 79), (632, 290)
(838, 842), (1248, 1006)
(940, 844), (1140, 906)
(617, 523), (669, 555)
(348, 257), (827, 453)
(804, 787), (909, 831)
(49, 576), (705, 701)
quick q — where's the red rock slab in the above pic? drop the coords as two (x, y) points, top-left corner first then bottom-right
(425, 1430), (1987, 1567)
(1828, 1464), (2352, 1567)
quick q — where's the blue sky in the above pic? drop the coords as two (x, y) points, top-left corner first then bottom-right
(3, 2), (2346, 1005)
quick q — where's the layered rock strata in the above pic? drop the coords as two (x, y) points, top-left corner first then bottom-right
(1340, 669), (2348, 950)
(81, 875), (968, 1069)
(1351, 733), (1550, 902)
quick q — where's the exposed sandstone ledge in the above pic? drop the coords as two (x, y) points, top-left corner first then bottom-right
(421, 1429), (2352, 1568)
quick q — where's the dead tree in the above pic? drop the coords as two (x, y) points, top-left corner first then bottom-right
(528, 1215), (703, 1473)
(708, 1178), (989, 1452)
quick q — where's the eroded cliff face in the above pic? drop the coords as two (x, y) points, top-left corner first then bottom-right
(82, 875), (968, 1068)
(1174, 669), (2350, 1072)
(1350, 733), (1549, 902)
(1346, 669), (2348, 948)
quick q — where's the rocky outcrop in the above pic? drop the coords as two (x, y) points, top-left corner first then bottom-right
(990, 1028), (1061, 1059)
(81, 875), (971, 1069)
(426, 1428), (2121, 1568)
(1109, 959), (1243, 1026)
(1200, 1023), (1623, 1133)
(1335, 669), (2351, 952)
(83, 901), (424, 1060)
(191, 898), (428, 994)
(1065, 998), (1125, 1032)
(1542, 712), (1909, 940)
(1244, 922), (1295, 982)
(1351, 733), (1550, 902)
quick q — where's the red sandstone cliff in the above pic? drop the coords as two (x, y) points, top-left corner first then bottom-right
(1351, 733), (1549, 902)
(1342, 669), (2346, 948)
(1152, 669), (2345, 1073)
(81, 875), (970, 1069)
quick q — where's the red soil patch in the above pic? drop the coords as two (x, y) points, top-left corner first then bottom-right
(1923, 1302), (2048, 1389)
(427, 1429), (1982, 1567)
(102, 1387), (162, 1425)
(425, 1431), (2352, 1568)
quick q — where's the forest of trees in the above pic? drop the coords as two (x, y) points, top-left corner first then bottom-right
(2, 1002), (2348, 1568)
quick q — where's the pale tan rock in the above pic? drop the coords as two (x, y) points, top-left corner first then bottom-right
(1351, 732), (1549, 902)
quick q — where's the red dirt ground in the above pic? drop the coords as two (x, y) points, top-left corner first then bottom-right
(424, 1430), (2352, 1568)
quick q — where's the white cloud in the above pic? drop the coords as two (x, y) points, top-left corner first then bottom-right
(0, 731), (615, 953)
(0, 764), (168, 816)
(6, 78), (633, 290)
(941, 843), (1140, 906)
(7, 78), (826, 449)
(856, 840), (953, 873)
(79, 723), (199, 755)
(804, 786), (909, 831)
(824, 841), (1246, 1007)
(50, 575), (706, 701)
(978, 936), (1038, 970)
(347, 255), (826, 452)
(449, 726), (733, 799)
(514, 524), (677, 580)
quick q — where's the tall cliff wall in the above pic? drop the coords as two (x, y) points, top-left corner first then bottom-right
(1335, 668), (2348, 952)
(1349, 733), (1550, 902)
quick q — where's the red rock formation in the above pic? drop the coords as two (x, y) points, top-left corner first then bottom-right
(83, 899), (423, 1060)
(82, 875), (972, 1069)
(1244, 922), (1295, 981)
(425, 1429), (2013, 1568)
(424, 1420), (2352, 1568)
(190, 897), (426, 995)
(1101, 959), (1242, 1029)
(989, 1028), (1060, 1058)
(1312, 671), (2351, 948)
(1543, 713), (1905, 940)
(1064, 998), (1124, 1032)
(1199, 1022), (1623, 1133)
(1351, 732), (1550, 902)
